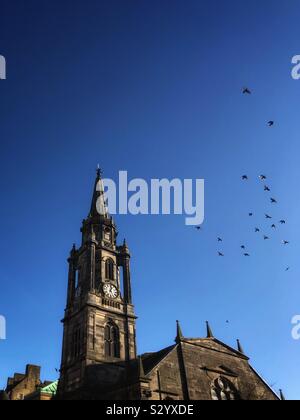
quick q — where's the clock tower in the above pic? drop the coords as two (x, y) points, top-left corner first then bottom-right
(58, 169), (137, 397)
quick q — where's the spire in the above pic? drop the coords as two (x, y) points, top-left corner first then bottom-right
(119, 238), (130, 257)
(96, 164), (101, 178)
(237, 339), (245, 354)
(279, 389), (286, 401)
(175, 320), (184, 343)
(89, 167), (109, 218)
(70, 243), (77, 257)
(206, 321), (214, 338)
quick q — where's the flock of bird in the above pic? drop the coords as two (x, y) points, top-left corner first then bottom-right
(195, 87), (290, 272)
(215, 174), (289, 259)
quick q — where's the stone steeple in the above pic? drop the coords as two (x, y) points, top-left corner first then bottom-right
(58, 170), (137, 398)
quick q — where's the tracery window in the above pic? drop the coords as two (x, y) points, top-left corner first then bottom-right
(211, 377), (240, 400)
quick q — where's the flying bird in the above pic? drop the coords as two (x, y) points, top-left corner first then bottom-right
(242, 175), (248, 180)
(268, 120), (274, 127)
(218, 252), (224, 257)
(217, 237), (223, 242)
(241, 245), (246, 250)
(255, 228), (260, 233)
(282, 240), (290, 245)
(242, 87), (252, 95)
(270, 198), (277, 204)
(265, 214), (272, 219)
(195, 226), (202, 231)
(244, 253), (250, 257)
(271, 224), (276, 229)
(286, 267), (290, 272)
(264, 236), (270, 240)
(279, 220), (286, 224)
(264, 185), (271, 192)
(249, 213), (254, 217)
(259, 175), (267, 181)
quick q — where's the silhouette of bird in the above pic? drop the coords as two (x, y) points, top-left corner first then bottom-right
(286, 267), (290, 272)
(218, 252), (224, 257)
(242, 175), (248, 180)
(279, 220), (286, 224)
(244, 253), (250, 257)
(259, 175), (267, 181)
(268, 120), (274, 127)
(195, 226), (202, 231)
(282, 240), (290, 245)
(255, 228), (260, 233)
(271, 224), (276, 229)
(270, 198), (277, 204)
(217, 237), (223, 242)
(249, 213), (254, 217)
(264, 235), (270, 240)
(265, 214), (272, 219)
(264, 185), (271, 192)
(241, 245), (246, 250)
(226, 320), (230, 324)
(242, 87), (251, 95)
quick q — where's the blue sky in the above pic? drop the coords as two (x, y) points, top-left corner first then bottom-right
(0, 0), (300, 399)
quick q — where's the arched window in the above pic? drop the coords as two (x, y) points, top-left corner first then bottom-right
(211, 377), (240, 401)
(104, 322), (120, 358)
(105, 259), (114, 280)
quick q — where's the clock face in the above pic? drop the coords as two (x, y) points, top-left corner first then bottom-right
(103, 283), (118, 299)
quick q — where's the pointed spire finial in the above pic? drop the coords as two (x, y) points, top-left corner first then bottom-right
(96, 165), (102, 178)
(175, 320), (184, 343)
(237, 339), (245, 354)
(138, 356), (145, 379)
(70, 243), (76, 255)
(206, 321), (214, 338)
(89, 167), (108, 218)
(121, 238), (130, 256)
(279, 389), (286, 401)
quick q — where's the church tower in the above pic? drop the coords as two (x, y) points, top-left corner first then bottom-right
(58, 169), (137, 397)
